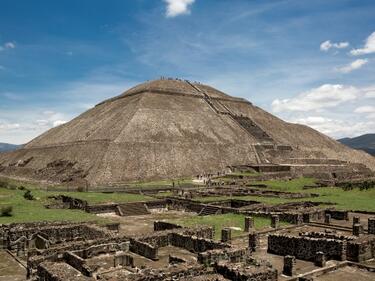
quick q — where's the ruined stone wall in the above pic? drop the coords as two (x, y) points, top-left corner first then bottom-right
(129, 238), (158, 260)
(347, 236), (375, 262)
(214, 261), (278, 281)
(74, 242), (129, 259)
(85, 203), (118, 213)
(169, 232), (228, 253)
(182, 226), (214, 239)
(325, 209), (349, 220)
(63, 251), (92, 277)
(3, 223), (108, 251)
(154, 221), (182, 231)
(37, 262), (95, 281)
(268, 234), (347, 261)
(197, 247), (247, 265)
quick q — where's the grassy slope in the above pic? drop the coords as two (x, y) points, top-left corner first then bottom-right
(170, 213), (288, 240)
(0, 183), (153, 224)
(197, 177), (375, 212)
(0, 187), (103, 224)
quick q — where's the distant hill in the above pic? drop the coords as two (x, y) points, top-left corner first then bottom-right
(0, 143), (22, 152)
(338, 134), (375, 156)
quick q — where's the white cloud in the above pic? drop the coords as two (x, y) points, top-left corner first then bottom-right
(354, 105), (375, 113)
(53, 120), (67, 127)
(292, 116), (374, 138)
(354, 105), (375, 119)
(4, 42), (15, 49)
(0, 121), (20, 131)
(164, 0), (195, 17)
(0, 42), (16, 51)
(272, 84), (360, 112)
(351, 31), (375, 56)
(337, 58), (368, 73)
(320, 40), (349, 51)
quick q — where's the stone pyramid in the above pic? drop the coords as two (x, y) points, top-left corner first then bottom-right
(0, 79), (374, 187)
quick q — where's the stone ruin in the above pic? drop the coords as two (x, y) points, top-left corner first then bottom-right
(1, 193), (375, 280)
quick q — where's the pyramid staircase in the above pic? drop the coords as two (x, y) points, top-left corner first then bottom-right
(232, 116), (274, 143)
(116, 202), (150, 217)
(198, 205), (221, 216)
(185, 80), (279, 164)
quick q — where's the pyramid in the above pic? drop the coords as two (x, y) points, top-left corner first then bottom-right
(0, 79), (374, 187)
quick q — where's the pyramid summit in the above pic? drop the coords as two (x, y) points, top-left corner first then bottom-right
(0, 78), (374, 187)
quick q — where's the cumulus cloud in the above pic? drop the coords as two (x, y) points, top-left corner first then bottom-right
(0, 121), (20, 131)
(354, 105), (375, 119)
(320, 40), (349, 51)
(0, 41), (16, 51)
(337, 58), (368, 73)
(354, 105), (375, 113)
(164, 0), (195, 17)
(271, 84), (360, 112)
(291, 116), (374, 138)
(351, 31), (375, 56)
(4, 42), (15, 49)
(53, 120), (67, 127)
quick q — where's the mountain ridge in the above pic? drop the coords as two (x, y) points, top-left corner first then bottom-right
(338, 134), (375, 156)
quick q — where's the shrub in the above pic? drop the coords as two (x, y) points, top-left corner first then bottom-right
(18, 185), (26, 190)
(23, 190), (34, 200)
(77, 186), (85, 192)
(1, 206), (13, 217)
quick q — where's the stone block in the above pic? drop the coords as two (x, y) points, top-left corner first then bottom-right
(368, 218), (375, 235)
(353, 216), (360, 225)
(271, 215), (279, 228)
(244, 216), (254, 232)
(283, 255), (296, 276)
(352, 223), (364, 237)
(324, 214), (331, 224)
(248, 231), (259, 252)
(314, 251), (326, 267)
(221, 228), (232, 243)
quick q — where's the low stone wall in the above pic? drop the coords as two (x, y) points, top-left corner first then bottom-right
(37, 262), (95, 281)
(74, 242), (129, 259)
(85, 203), (117, 214)
(169, 232), (228, 253)
(347, 236), (375, 262)
(198, 247), (247, 265)
(63, 251), (92, 276)
(154, 221), (182, 231)
(325, 209), (349, 220)
(3, 223), (108, 252)
(214, 261), (278, 281)
(129, 238), (158, 260)
(268, 234), (347, 261)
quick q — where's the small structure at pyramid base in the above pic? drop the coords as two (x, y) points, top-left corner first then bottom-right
(0, 78), (374, 188)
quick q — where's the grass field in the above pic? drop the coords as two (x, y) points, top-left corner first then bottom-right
(170, 213), (289, 240)
(197, 178), (375, 212)
(0, 179), (154, 223)
(0, 187), (104, 224)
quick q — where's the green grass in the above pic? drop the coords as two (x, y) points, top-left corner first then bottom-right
(197, 178), (375, 212)
(46, 191), (153, 204)
(170, 213), (289, 240)
(197, 195), (292, 205)
(0, 178), (155, 224)
(127, 178), (197, 188)
(249, 177), (317, 192)
(0, 187), (107, 224)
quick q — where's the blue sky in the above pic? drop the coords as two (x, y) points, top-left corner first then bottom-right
(0, 0), (374, 144)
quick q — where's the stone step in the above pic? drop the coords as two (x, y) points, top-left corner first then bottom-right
(117, 202), (150, 216)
